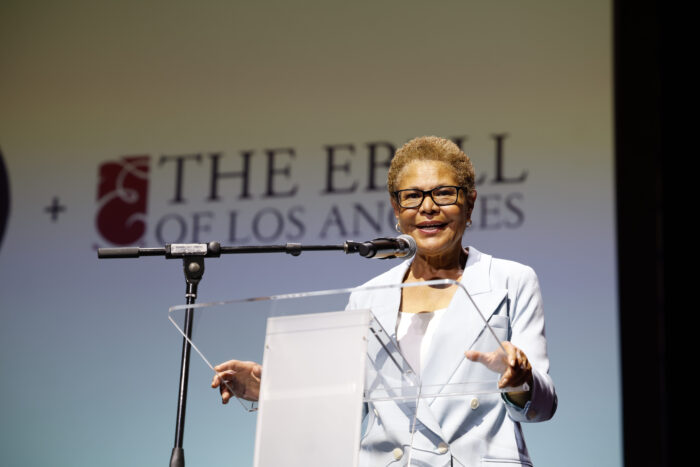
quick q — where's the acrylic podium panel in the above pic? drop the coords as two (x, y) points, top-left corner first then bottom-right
(168, 279), (525, 467)
(254, 309), (371, 467)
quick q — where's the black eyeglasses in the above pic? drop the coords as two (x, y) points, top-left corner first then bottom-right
(393, 186), (465, 208)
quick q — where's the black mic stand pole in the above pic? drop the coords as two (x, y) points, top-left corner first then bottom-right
(170, 254), (204, 467)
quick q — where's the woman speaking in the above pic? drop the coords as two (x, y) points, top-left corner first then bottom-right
(213, 136), (557, 466)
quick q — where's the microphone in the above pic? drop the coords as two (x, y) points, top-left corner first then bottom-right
(353, 234), (417, 259)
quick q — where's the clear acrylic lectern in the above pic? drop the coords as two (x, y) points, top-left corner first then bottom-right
(168, 279), (524, 467)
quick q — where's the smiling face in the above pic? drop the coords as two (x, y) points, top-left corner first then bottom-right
(392, 160), (476, 262)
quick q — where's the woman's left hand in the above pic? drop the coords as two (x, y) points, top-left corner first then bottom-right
(465, 341), (533, 403)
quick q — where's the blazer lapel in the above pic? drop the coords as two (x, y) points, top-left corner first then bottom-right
(408, 248), (508, 440)
(420, 247), (507, 394)
(364, 260), (410, 343)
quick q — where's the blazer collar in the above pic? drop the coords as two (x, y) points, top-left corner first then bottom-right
(460, 246), (492, 295)
(370, 246), (494, 338)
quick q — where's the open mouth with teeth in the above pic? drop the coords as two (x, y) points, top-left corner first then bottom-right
(416, 222), (448, 232)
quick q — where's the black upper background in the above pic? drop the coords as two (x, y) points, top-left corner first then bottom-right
(615, 0), (687, 464)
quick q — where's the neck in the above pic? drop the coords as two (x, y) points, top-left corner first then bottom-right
(409, 247), (468, 280)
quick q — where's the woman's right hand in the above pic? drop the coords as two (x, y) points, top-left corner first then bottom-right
(211, 360), (262, 403)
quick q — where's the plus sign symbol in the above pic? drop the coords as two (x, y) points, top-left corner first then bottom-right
(44, 196), (66, 222)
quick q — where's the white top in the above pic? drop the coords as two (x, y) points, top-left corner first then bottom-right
(395, 308), (448, 376)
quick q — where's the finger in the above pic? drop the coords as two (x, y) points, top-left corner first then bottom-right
(214, 360), (236, 372)
(212, 371), (225, 388)
(215, 359), (250, 372)
(502, 364), (532, 389)
(498, 343), (533, 389)
(504, 343), (529, 371)
(500, 341), (518, 367)
(464, 350), (484, 362)
(499, 366), (514, 388)
(212, 371), (230, 388)
(219, 380), (233, 404)
(509, 348), (530, 374)
(499, 358), (525, 386)
(221, 378), (242, 403)
(212, 369), (235, 388)
(500, 369), (528, 388)
(504, 369), (526, 388)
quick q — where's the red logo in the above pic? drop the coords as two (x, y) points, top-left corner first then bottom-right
(96, 156), (149, 245)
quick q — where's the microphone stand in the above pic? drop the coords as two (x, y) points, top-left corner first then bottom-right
(97, 241), (360, 467)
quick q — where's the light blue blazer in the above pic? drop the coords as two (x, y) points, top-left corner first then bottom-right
(347, 247), (557, 467)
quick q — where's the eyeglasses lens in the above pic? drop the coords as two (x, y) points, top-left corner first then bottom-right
(398, 187), (458, 208)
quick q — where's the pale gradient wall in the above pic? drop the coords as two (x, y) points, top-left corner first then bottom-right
(0, 1), (617, 466)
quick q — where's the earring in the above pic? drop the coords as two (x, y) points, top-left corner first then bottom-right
(466, 219), (472, 229)
(395, 222), (402, 233)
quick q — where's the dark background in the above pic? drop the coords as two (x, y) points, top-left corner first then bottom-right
(615, 0), (684, 464)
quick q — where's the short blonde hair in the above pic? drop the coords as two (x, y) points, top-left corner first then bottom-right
(387, 136), (475, 195)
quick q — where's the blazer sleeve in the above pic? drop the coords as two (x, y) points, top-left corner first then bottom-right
(502, 265), (558, 423)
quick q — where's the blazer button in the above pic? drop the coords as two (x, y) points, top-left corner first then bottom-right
(437, 442), (449, 454)
(392, 447), (403, 460)
(470, 397), (480, 410)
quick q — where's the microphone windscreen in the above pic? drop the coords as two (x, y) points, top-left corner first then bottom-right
(397, 234), (417, 259)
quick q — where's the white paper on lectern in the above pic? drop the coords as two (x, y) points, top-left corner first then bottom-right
(253, 309), (369, 467)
